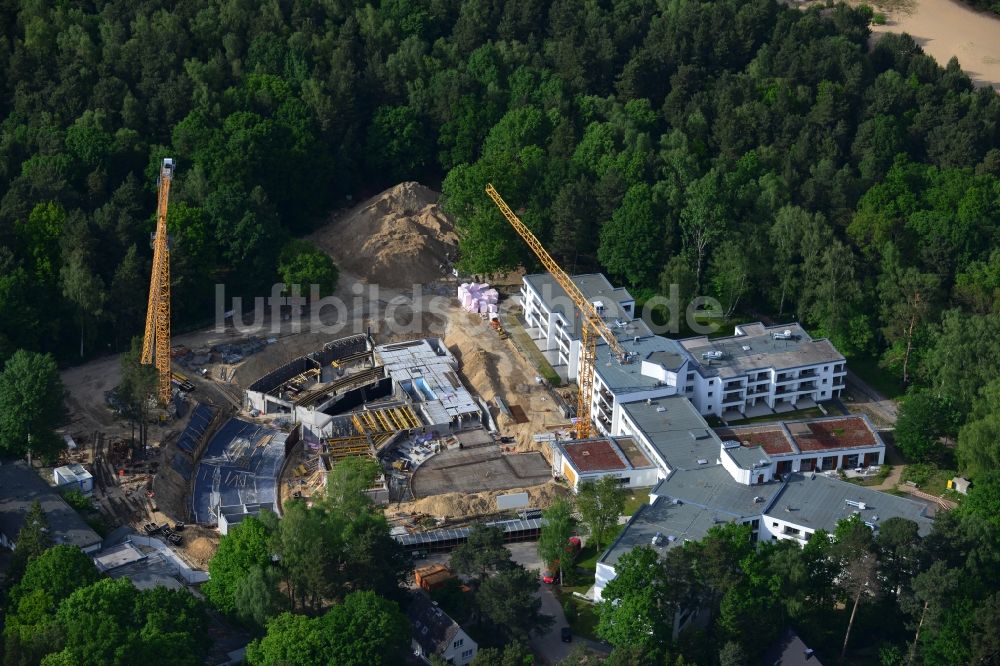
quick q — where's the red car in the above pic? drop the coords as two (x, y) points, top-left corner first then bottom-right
(542, 571), (556, 584)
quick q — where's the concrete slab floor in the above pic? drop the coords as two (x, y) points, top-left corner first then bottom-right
(411, 445), (551, 498)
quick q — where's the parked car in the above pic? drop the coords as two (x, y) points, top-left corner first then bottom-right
(561, 627), (572, 643)
(542, 571), (556, 584)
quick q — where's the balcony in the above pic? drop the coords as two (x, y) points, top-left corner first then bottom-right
(799, 369), (818, 379)
(797, 381), (817, 392)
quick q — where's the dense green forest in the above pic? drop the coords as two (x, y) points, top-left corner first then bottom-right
(956, 0), (1000, 16)
(1, 0), (1000, 661)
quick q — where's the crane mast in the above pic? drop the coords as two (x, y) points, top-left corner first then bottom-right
(485, 183), (629, 439)
(141, 158), (175, 404)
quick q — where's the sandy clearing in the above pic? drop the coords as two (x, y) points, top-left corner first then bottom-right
(870, 0), (1000, 89)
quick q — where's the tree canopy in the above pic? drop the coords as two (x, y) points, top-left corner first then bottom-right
(0, 350), (65, 461)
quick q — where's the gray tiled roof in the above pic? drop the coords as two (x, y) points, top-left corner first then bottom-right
(407, 591), (462, 655)
(0, 461), (102, 551)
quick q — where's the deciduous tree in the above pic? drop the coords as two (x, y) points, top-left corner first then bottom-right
(576, 477), (625, 551)
(0, 350), (65, 461)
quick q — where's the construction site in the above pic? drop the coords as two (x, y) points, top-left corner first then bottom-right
(57, 177), (578, 569)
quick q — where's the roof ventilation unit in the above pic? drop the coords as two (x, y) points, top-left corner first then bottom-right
(845, 499), (868, 510)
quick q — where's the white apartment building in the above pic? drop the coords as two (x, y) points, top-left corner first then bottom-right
(590, 398), (928, 609)
(520, 273), (846, 429)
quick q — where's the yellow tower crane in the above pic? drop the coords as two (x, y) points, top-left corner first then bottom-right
(485, 183), (630, 439)
(141, 158), (175, 404)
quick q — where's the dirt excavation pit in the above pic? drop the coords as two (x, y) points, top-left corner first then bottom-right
(444, 310), (570, 452)
(389, 480), (571, 521)
(309, 182), (458, 288)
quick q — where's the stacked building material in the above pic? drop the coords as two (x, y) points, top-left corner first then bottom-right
(457, 283), (498, 315)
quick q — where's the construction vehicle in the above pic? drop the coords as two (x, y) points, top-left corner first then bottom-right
(485, 184), (630, 439)
(170, 371), (195, 392)
(490, 316), (509, 340)
(141, 158), (176, 404)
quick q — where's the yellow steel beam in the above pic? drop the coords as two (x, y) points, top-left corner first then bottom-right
(485, 183), (629, 438)
(142, 159), (175, 404)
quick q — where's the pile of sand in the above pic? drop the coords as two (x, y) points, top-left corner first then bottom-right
(310, 182), (458, 288)
(459, 348), (505, 402)
(390, 481), (570, 521)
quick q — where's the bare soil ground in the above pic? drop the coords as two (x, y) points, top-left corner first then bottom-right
(308, 181), (458, 288)
(387, 480), (571, 521)
(444, 309), (571, 451)
(411, 445), (551, 498)
(59, 181), (573, 562)
(867, 0), (1000, 89)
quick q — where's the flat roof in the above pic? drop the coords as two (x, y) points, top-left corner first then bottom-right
(594, 335), (688, 394)
(646, 350), (687, 371)
(562, 440), (628, 473)
(726, 444), (770, 470)
(0, 461), (102, 550)
(717, 426), (795, 455)
(788, 416), (883, 452)
(620, 396), (721, 471)
(523, 273), (642, 341)
(615, 436), (652, 469)
(94, 542), (146, 572)
(770, 473), (935, 535)
(599, 496), (719, 566)
(681, 323), (843, 378)
(717, 415), (884, 458)
(558, 436), (654, 474)
(376, 339), (480, 420)
(650, 465), (778, 520)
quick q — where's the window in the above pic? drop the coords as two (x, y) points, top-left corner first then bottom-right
(462, 649), (474, 659)
(707, 392), (713, 397)
(454, 639), (464, 649)
(772, 522), (778, 528)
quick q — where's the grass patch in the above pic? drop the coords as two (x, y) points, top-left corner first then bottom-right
(902, 463), (956, 496)
(502, 313), (563, 387)
(557, 589), (601, 642)
(623, 488), (652, 517)
(575, 544), (601, 574)
(849, 355), (904, 400)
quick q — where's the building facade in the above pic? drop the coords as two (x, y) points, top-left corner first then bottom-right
(520, 273), (846, 425)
